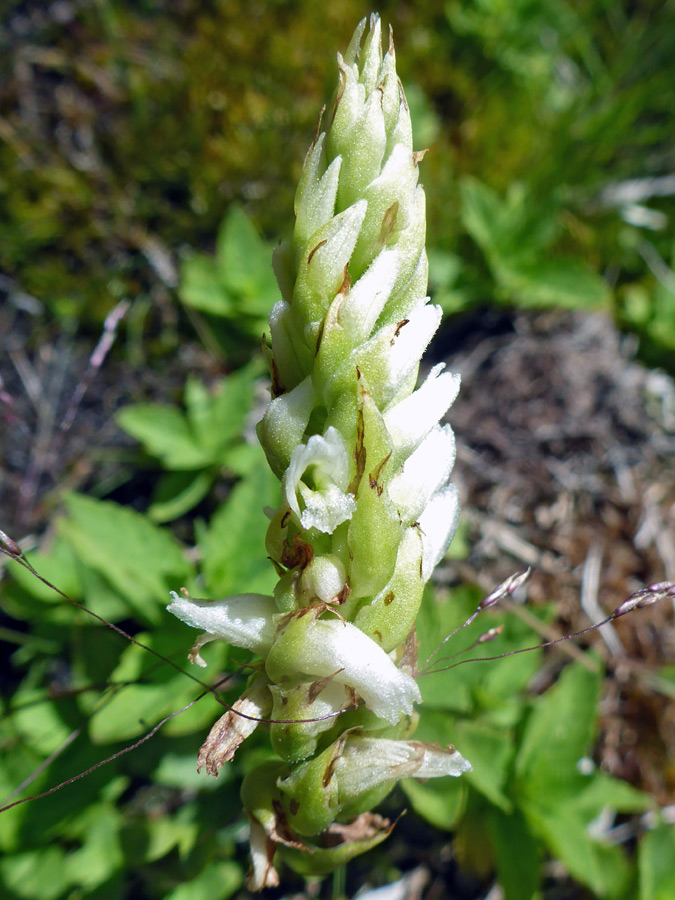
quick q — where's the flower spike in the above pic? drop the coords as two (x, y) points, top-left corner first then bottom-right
(168, 14), (465, 884)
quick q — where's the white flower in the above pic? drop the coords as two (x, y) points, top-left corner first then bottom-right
(257, 374), (316, 478)
(287, 617), (421, 724)
(283, 426), (356, 533)
(417, 483), (461, 580)
(383, 363), (461, 460)
(167, 591), (277, 666)
(336, 247), (401, 344)
(335, 736), (471, 798)
(388, 423), (456, 524)
(354, 299), (442, 408)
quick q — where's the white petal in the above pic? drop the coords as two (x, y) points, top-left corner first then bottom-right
(377, 300), (442, 400)
(291, 619), (420, 724)
(337, 248), (401, 344)
(245, 816), (280, 891)
(335, 737), (471, 798)
(167, 592), (277, 656)
(388, 424), (456, 523)
(256, 375), (315, 477)
(383, 364), (460, 459)
(415, 742), (472, 778)
(283, 426), (356, 533)
(417, 483), (461, 580)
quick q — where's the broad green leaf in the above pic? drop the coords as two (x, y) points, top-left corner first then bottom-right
(515, 662), (601, 802)
(216, 206), (267, 291)
(0, 847), (69, 900)
(149, 469), (214, 523)
(401, 774), (467, 830)
(216, 205), (278, 316)
(460, 177), (506, 254)
(116, 404), (213, 469)
(184, 363), (259, 454)
(178, 254), (236, 316)
(487, 807), (540, 900)
(525, 803), (631, 899)
(639, 821), (675, 900)
(500, 258), (609, 309)
(77, 563), (142, 623)
(199, 466), (280, 597)
(414, 708), (513, 811)
(144, 806), (200, 863)
(87, 627), (209, 743)
(164, 860), (243, 900)
(154, 753), (229, 791)
(62, 803), (124, 890)
(59, 494), (193, 623)
(572, 771), (650, 818)
(416, 586), (543, 714)
(9, 687), (76, 756)
(460, 176), (608, 311)
(455, 719), (514, 811)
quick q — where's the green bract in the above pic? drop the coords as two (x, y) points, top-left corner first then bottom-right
(168, 14), (467, 888)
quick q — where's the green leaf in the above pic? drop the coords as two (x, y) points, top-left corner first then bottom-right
(86, 626), (211, 743)
(154, 753), (229, 791)
(487, 807), (540, 900)
(149, 469), (214, 523)
(185, 363), (259, 454)
(460, 176), (608, 311)
(515, 662), (601, 802)
(572, 771), (650, 818)
(7, 687), (76, 757)
(62, 803), (124, 891)
(178, 254), (236, 316)
(460, 177), (506, 255)
(116, 403), (213, 469)
(514, 665), (639, 898)
(199, 466), (280, 597)
(525, 803), (631, 899)
(144, 806), (200, 863)
(216, 205), (268, 294)
(416, 586), (543, 715)
(164, 861), (243, 900)
(5, 536), (81, 607)
(401, 774), (467, 830)
(455, 719), (514, 811)
(639, 821), (675, 900)
(500, 258), (609, 309)
(414, 708), (513, 811)
(59, 494), (193, 623)
(0, 847), (69, 900)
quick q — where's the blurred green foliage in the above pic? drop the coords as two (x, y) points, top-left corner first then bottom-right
(2, 1), (675, 898)
(1, 0), (673, 364)
(408, 590), (652, 900)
